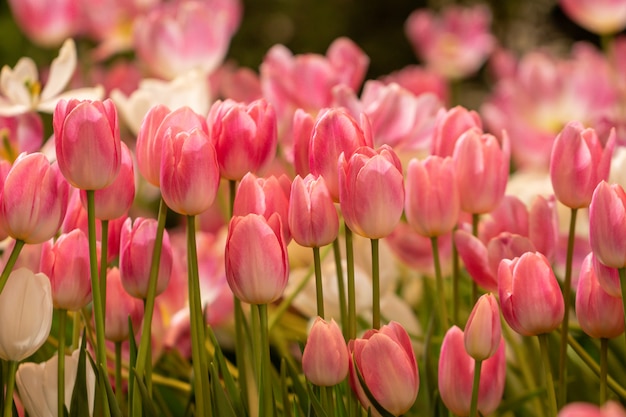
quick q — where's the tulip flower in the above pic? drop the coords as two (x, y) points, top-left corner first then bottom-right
(40, 229), (92, 311)
(528, 194), (559, 263)
(439, 326), (506, 417)
(593, 254), (621, 297)
(208, 98), (278, 181)
(225, 213), (289, 304)
(349, 321), (419, 416)
(560, 0), (626, 35)
(288, 174), (338, 248)
(160, 126), (220, 216)
(16, 349), (96, 417)
(338, 145), (404, 239)
(53, 98), (121, 190)
(0, 268), (53, 362)
(302, 317), (349, 386)
(549, 122), (614, 209)
(405, 156), (459, 237)
(0, 112), (44, 162)
(464, 293), (502, 361)
(589, 181), (626, 269)
(558, 401), (626, 417)
(0, 152), (69, 244)
(431, 105), (483, 157)
(498, 252), (564, 336)
(6, 0), (80, 47)
(292, 108), (315, 176)
(104, 267), (144, 343)
(135, 104), (171, 187)
(119, 217), (173, 299)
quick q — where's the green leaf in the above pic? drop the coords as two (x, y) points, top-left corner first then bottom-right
(280, 359), (293, 417)
(130, 367), (159, 417)
(283, 356), (309, 412)
(128, 317), (138, 414)
(206, 326), (245, 416)
(306, 382), (328, 417)
(210, 362), (237, 417)
(69, 333), (90, 417)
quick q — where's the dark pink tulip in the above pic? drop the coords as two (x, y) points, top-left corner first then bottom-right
(453, 128), (510, 214)
(160, 127), (220, 216)
(498, 252), (564, 336)
(288, 175), (338, 248)
(549, 121), (614, 209)
(119, 217), (173, 299)
(349, 321), (419, 416)
(302, 317), (349, 386)
(208, 98), (277, 181)
(40, 229), (92, 311)
(405, 156), (459, 237)
(589, 181), (626, 269)
(225, 213), (289, 304)
(53, 98), (121, 190)
(576, 253), (625, 339)
(338, 145), (404, 239)
(464, 293), (502, 361)
(0, 153), (69, 244)
(439, 326), (506, 417)
(80, 141), (135, 220)
(104, 267), (144, 342)
(135, 104), (171, 187)
(431, 105), (482, 157)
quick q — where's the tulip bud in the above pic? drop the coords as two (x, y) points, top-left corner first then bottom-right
(302, 317), (349, 386)
(292, 109), (315, 176)
(464, 293), (502, 361)
(529, 194), (559, 262)
(105, 267), (144, 342)
(589, 181), (626, 269)
(431, 106), (482, 157)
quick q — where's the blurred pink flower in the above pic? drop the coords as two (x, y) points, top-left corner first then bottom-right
(560, 0), (626, 35)
(7, 0), (80, 47)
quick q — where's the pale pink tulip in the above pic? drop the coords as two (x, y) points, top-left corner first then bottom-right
(479, 195), (529, 243)
(292, 108), (315, 176)
(528, 194), (559, 263)
(464, 293), (502, 361)
(7, 0), (80, 47)
(589, 181), (626, 269)
(560, 0), (626, 35)
(302, 317), (348, 386)
(380, 65), (449, 104)
(558, 401), (626, 417)
(135, 104), (171, 187)
(431, 106), (482, 157)
(104, 266), (144, 342)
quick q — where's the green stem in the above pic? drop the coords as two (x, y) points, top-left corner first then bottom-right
(115, 341), (123, 408)
(620, 267), (626, 351)
(72, 311), (81, 350)
(471, 214), (480, 303)
(469, 359), (483, 417)
(452, 230), (460, 326)
(100, 219), (109, 316)
(345, 225), (356, 340)
(58, 309), (67, 417)
(538, 334), (558, 417)
(86, 191), (110, 410)
(430, 236), (449, 330)
(0, 240), (24, 294)
(558, 207), (578, 408)
(371, 239), (380, 330)
(3, 360), (17, 417)
(332, 238), (348, 339)
(313, 247), (325, 319)
(600, 338), (608, 405)
(258, 304), (273, 417)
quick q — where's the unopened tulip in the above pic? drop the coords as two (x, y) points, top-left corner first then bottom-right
(79, 141), (135, 220)
(160, 127), (220, 216)
(576, 253), (625, 339)
(104, 267), (144, 342)
(0, 152), (69, 244)
(592, 254), (621, 297)
(339, 145), (404, 239)
(225, 213), (289, 304)
(453, 128), (510, 214)
(208, 98), (278, 180)
(558, 401), (626, 417)
(349, 321), (419, 416)
(405, 156), (459, 237)
(53, 98), (121, 190)
(528, 194), (559, 263)
(292, 108), (315, 176)
(302, 317), (349, 386)
(589, 181), (626, 269)
(288, 175), (338, 248)
(439, 326), (506, 417)
(16, 349), (96, 417)
(464, 293), (502, 361)
(135, 104), (171, 186)
(431, 106), (483, 157)
(550, 122), (614, 209)
(0, 268), (53, 361)
(560, 0), (626, 35)
(40, 229), (92, 311)
(498, 252), (564, 336)
(119, 217), (173, 299)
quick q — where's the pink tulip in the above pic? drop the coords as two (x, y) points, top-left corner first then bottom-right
(349, 321), (419, 416)
(592, 254), (621, 297)
(464, 293), (502, 361)
(453, 128), (510, 214)
(135, 104), (171, 187)
(498, 252), (564, 336)
(486, 232), (537, 283)
(405, 5), (495, 79)
(53, 99), (121, 190)
(0, 112), (43, 162)
(558, 401), (626, 417)
(550, 122), (614, 209)
(576, 253), (625, 339)
(589, 181), (626, 269)
(288, 175), (338, 248)
(225, 213), (289, 304)
(79, 141), (135, 220)
(302, 317), (349, 386)
(133, 0), (242, 79)
(479, 195), (529, 243)
(439, 326), (506, 417)
(0, 153), (69, 244)
(7, 0), (80, 47)
(40, 229), (92, 311)
(528, 194), (559, 263)
(431, 106), (483, 157)
(560, 0), (626, 35)
(308, 108), (372, 201)
(119, 217), (173, 299)
(405, 156), (459, 237)
(104, 267), (144, 342)
(160, 127), (220, 216)
(292, 109), (315, 177)
(338, 145), (404, 239)
(208, 98), (277, 180)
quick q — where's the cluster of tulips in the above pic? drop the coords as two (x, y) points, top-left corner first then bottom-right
(2, 0), (626, 416)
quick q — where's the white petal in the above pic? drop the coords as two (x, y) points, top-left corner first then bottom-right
(16, 361), (54, 417)
(0, 103), (32, 117)
(0, 58), (37, 106)
(37, 85), (105, 113)
(40, 38), (77, 102)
